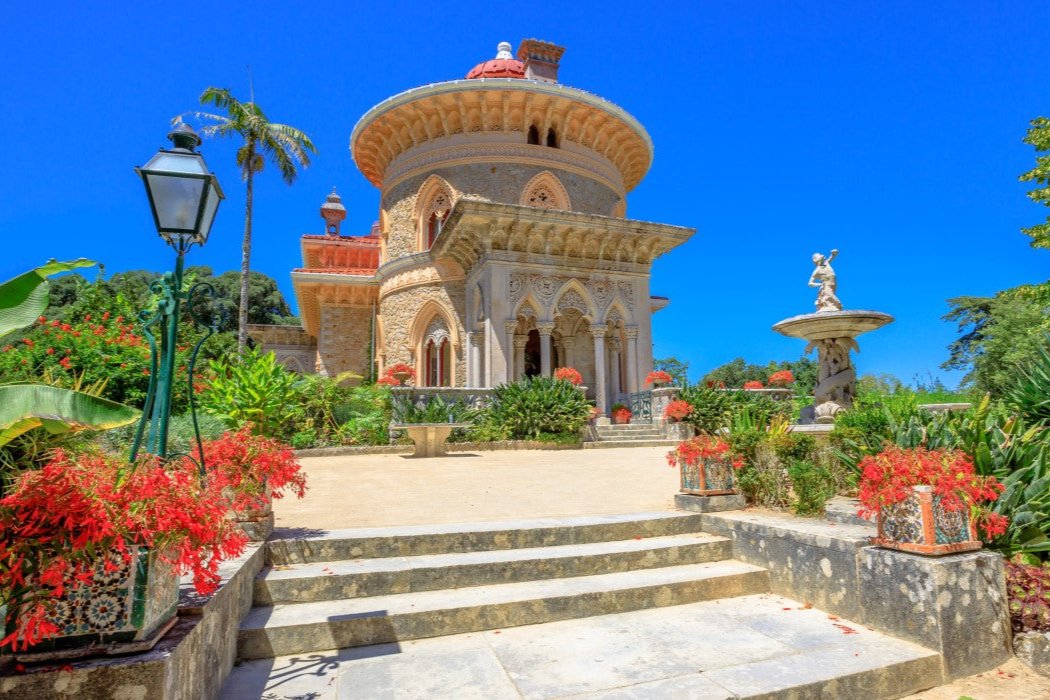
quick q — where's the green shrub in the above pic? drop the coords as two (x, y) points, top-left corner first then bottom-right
(1006, 334), (1050, 427)
(788, 459), (837, 516)
(98, 411), (226, 458)
(734, 443), (791, 509)
(678, 385), (733, 434)
(392, 395), (476, 424)
(486, 376), (591, 439)
(200, 348), (298, 437)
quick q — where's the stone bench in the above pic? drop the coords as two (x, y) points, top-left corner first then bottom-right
(390, 423), (470, 457)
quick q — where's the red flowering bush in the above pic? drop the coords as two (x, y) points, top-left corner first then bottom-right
(667, 435), (743, 469)
(0, 450), (249, 651)
(743, 380), (764, 390)
(645, 370), (673, 386)
(375, 375), (400, 387)
(857, 447), (1008, 540)
(553, 367), (583, 385)
(612, 407), (632, 424)
(663, 399), (693, 422)
(0, 314), (219, 412)
(768, 370), (794, 387)
(195, 427), (308, 516)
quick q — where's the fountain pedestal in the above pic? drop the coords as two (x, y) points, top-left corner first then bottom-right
(773, 310), (893, 423)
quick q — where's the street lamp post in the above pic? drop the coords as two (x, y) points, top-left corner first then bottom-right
(130, 124), (224, 464)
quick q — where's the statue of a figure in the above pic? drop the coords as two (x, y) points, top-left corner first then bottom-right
(808, 249), (841, 313)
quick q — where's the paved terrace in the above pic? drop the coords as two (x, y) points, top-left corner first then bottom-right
(275, 446), (680, 530)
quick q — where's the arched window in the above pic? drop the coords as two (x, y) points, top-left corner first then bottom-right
(520, 171), (571, 211)
(546, 128), (558, 148)
(527, 125), (540, 145)
(425, 338), (451, 386)
(427, 210), (449, 247)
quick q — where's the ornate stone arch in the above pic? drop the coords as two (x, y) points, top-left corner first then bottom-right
(520, 171), (571, 211)
(409, 299), (460, 386)
(552, 279), (597, 321)
(513, 295), (543, 323)
(603, 299), (632, 327)
(414, 175), (455, 251)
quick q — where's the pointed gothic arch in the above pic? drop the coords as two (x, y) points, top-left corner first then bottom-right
(408, 299), (460, 387)
(414, 175), (455, 251)
(602, 298), (632, 326)
(520, 171), (571, 211)
(551, 279), (597, 322)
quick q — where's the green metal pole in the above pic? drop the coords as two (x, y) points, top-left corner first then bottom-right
(146, 249), (184, 459)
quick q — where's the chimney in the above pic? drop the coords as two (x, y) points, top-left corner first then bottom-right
(320, 188), (346, 236)
(516, 39), (566, 83)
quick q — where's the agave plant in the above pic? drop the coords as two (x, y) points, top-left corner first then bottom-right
(0, 261), (140, 451)
(392, 395), (476, 424)
(486, 376), (591, 439)
(1005, 334), (1050, 428)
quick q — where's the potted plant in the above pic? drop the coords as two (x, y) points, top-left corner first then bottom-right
(384, 363), (416, 386)
(857, 446), (1008, 556)
(554, 367), (583, 386)
(645, 370), (673, 388)
(0, 450), (249, 656)
(196, 427), (308, 541)
(611, 403), (632, 424)
(743, 380), (764, 390)
(667, 435), (742, 496)
(663, 399), (693, 423)
(768, 370), (794, 387)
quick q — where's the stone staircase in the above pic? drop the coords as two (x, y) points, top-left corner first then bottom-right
(232, 513), (943, 698)
(584, 422), (679, 448)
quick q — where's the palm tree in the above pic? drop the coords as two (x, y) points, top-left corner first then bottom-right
(175, 87), (317, 352)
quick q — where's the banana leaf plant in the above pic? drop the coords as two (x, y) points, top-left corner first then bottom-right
(0, 260), (140, 448)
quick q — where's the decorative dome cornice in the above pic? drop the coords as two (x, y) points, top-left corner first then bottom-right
(350, 79), (653, 192)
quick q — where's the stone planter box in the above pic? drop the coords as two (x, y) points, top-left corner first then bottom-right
(665, 421), (694, 441)
(233, 487), (274, 542)
(390, 422), (469, 457)
(873, 485), (982, 556)
(679, 457), (736, 497)
(8, 545), (178, 659)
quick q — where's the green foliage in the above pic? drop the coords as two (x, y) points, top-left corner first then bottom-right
(484, 376), (591, 439)
(788, 459), (838, 516)
(392, 395), (477, 424)
(653, 356), (690, 387)
(0, 259), (95, 337)
(701, 356), (818, 394)
(1019, 116), (1050, 249)
(679, 385), (791, 435)
(200, 348), (298, 437)
(943, 281), (1050, 396)
(101, 411), (226, 457)
(1005, 334), (1050, 427)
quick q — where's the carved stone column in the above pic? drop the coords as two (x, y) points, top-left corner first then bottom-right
(536, 321), (556, 377)
(591, 326), (608, 415)
(504, 320), (518, 380)
(561, 336), (576, 369)
(608, 338), (622, 398)
(624, 326), (640, 394)
(467, 331), (483, 387)
(514, 335), (528, 379)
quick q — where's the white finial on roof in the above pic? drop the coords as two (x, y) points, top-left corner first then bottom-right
(495, 42), (513, 59)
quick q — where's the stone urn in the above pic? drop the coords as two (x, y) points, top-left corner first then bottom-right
(873, 486), (982, 556)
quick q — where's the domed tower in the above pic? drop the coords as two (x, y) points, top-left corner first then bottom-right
(290, 39), (694, 415)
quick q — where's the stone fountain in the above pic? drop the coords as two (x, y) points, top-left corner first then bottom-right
(773, 250), (893, 424)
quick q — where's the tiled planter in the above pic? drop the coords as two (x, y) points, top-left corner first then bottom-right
(873, 485), (982, 556)
(233, 484), (274, 542)
(7, 545), (178, 656)
(679, 457), (736, 497)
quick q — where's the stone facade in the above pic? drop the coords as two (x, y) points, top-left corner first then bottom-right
(263, 39), (694, 416)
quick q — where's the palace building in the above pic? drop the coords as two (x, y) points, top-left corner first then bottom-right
(253, 39), (694, 415)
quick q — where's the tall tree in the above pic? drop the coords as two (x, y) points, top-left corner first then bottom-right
(175, 87), (316, 351)
(1019, 116), (1050, 249)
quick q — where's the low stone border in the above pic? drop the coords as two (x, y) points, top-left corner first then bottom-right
(700, 509), (1012, 682)
(1016, 631), (1050, 677)
(0, 545), (265, 699)
(295, 440), (583, 458)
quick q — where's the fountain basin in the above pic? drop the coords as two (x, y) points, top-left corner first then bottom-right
(773, 310), (894, 341)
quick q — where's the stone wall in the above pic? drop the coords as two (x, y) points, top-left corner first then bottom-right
(317, 305), (373, 378)
(382, 163), (621, 259)
(379, 280), (466, 383)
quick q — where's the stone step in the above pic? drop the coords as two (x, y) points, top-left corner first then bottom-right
(223, 594), (943, 699)
(237, 560), (771, 659)
(595, 428), (664, 436)
(266, 512), (705, 565)
(596, 424), (661, 433)
(255, 532), (733, 605)
(584, 439), (680, 448)
(595, 434), (666, 442)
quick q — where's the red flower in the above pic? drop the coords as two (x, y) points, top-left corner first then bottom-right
(554, 367), (583, 385)
(663, 399), (693, 422)
(46, 347), (55, 356)
(645, 370), (673, 386)
(59, 357), (71, 369)
(768, 370), (794, 387)
(22, 338), (33, 347)
(37, 316), (47, 324)
(375, 376), (399, 386)
(101, 311), (110, 321)
(743, 380), (764, 390)
(667, 435), (743, 470)
(84, 314), (91, 321)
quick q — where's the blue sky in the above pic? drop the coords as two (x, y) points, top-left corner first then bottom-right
(1, 2), (1046, 386)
